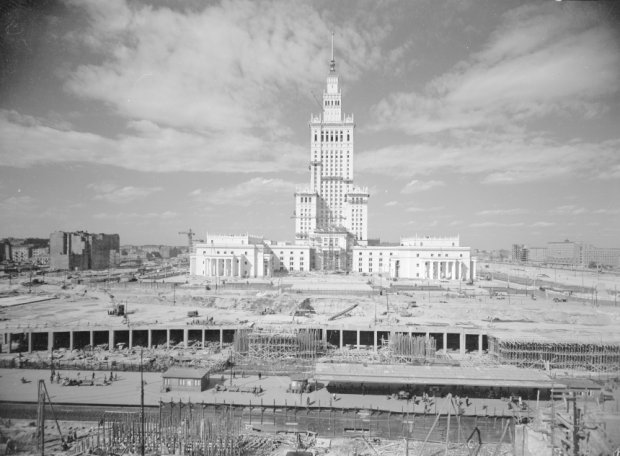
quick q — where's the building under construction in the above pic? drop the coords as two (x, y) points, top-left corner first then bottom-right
(233, 327), (325, 361)
(488, 335), (620, 373)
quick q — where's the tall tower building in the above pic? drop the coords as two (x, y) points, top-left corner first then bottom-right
(295, 35), (370, 269)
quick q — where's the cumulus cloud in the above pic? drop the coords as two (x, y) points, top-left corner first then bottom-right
(62, 0), (379, 133)
(88, 182), (162, 203)
(356, 134), (620, 183)
(469, 222), (525, 228)
(92, 211), (177, 220)
(0, 195), (37, 212)
(191, 177), (296, 207)
(401, 179), (444, 194)
(0, 109), (306, 173)
(476, 208), (527, 216)
(371, 3), (620, 135)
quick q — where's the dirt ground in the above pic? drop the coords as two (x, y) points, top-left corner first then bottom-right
(2, 265), (620, 346)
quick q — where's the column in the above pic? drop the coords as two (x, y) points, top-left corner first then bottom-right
(202, 329), (205, 349)
(471, 258), (477, 281)
(183, 328), (189, 348)
(90, 330), (94, 347)
(69, 331), (74, 350)
(48, 331), (54, 351)
(128, 329), (133, 349)
(460, 332), (465, 356)
(147, 329), (152, 348)
(7, 333), (11, 353)
(356, 330), (360, 350)
(27, 332), (32, 353)
(339, 329), (344, 349)
(219, 328), (223, 349)
(166, 328), (170, 349)
(373, 331), (378, 352)
(455, 262), (460, 280)
(109, 330), (115, 349)
(478, 334), (483, 355)
(443, 332), (447, 354)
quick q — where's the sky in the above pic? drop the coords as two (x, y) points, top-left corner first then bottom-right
(1, 0), (619, 249)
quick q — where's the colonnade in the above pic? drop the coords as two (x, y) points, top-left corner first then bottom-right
(2, 326), (487, 356)
(203, 256), (242, 277)
(425, 260), (472, 280)
(334, 329), (485, 355)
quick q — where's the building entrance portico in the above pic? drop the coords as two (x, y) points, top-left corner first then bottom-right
(204, 256), (242, 278)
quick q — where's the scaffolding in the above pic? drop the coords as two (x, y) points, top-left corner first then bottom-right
(233, 327), (324, 361)
(321, 335), (436, 365)
(387, 334), (436, 363)
(488, 335), (620, 373)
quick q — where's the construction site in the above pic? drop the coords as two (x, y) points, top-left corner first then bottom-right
(1, 262), (620, 455)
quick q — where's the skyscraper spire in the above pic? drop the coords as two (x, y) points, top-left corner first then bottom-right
(330, 31), (336, 73)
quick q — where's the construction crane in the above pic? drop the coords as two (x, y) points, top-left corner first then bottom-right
(178, 228), (195, 253)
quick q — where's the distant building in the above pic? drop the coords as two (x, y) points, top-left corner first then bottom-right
(10, 245), (32, 263)
(582, 244), (620, 268)
(0, 241), (11, 262)
(50, 231), (120, 271)
(546, 240), (583, 267)
(31, 247), (50, 266)
(527, 247), (547, 263)
(511, 244), (529, 263)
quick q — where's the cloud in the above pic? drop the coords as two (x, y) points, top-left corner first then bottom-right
(356, 134), (620, 183)
(87, 183), (162, 203)
(191, 177), (295, 207)
(592, 208), (620, 215)
(92, 211), (177, 220)
(405, 206), (443, 213)
(0, 109), (306, 173)
(530, 221), (555, 227)
(550, 205), (587, 215)
(0, 195), (37, 212)
(476, 208), (527, 216)
(469, 222), (525, 228)
(385, 201), (398, 207)
(401, 179), (444, 194)
(62, 0), (379, 133)
(370, 3), (620, 135)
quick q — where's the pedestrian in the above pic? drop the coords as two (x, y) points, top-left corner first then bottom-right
(306, 396), (310, 407)
(110, 370), (114, 381)
(92, 372), (95, 380)
(258, 372), (261, 380)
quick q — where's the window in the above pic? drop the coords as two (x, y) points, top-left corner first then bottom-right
(416, 254), (419, 257)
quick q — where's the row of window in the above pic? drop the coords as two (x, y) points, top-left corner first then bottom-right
(313, 131), (351, 142)
(357, 251), (464, 258)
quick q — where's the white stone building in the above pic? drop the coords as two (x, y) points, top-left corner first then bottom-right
(190, 39), (475, 282)
(294, 37), (369, 269)
(353, 236), (476, 281)
(190, 234), (312, 278)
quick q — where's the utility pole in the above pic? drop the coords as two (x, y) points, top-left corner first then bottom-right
(140, 348), (145, 456)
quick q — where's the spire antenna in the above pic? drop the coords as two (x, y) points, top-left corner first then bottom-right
(330, 31), (336, 73)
